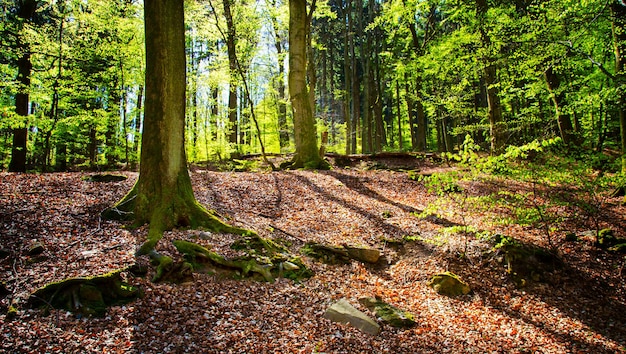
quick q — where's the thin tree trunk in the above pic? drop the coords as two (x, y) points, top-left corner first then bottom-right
(396, 80), (402, 151)
(223, 0), (239, 150)
(544, 66), (576, 146)
(612, 1), (626, 174)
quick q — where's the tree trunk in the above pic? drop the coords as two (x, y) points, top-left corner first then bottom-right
(105, 0), (249, 256)
(476, 0), (505, 154)
(405, 79), (417, 151)
(286, 0), (327, 169)
(268, 3), (289, 150)
(343, 0), (352, 155)
(9, 52), (32, 173)
(396, 80), (402, 151)
(612, 1), (626, 174)
(132, 85), (143, 169)
(544, 66), (576, 146)
(223, 0), (239, 150)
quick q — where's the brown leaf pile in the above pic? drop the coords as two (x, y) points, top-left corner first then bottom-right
(1, 165), (625, 353)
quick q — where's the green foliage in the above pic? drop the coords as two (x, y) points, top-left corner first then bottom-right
(410, 171), (463, 196)
(478, 138), (563, 176)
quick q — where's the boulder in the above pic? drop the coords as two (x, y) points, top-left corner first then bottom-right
(359, 297), (416, 328)
(323, 298), (381, 335)
(428, 272), (471, 297)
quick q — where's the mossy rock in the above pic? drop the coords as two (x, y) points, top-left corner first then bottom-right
(300, 242), (380, 265)
(301, 242), (351, 265)
(428, 272), (471, 297)
(27, 269), (141, 317)
(596, 229), (626, 251)
(359, 297), (416, 328)
(495, 235), (561, 287)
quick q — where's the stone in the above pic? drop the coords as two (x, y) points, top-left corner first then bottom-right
(282, 261), (300, 271)
(27, 242), (45, 256)
(344, 246), (381, 264)
(428, 272), (471, 297)
(359, 297), (416, 328)
(323, 298), (381, 335)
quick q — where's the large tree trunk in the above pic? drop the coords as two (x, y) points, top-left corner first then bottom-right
(286, 0), (327, 169)
(105, 0), (248, 256)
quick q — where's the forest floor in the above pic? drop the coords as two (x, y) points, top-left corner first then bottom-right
(1, 155), (626, 353)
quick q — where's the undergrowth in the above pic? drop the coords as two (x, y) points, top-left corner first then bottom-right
(412, 135), (625, 253)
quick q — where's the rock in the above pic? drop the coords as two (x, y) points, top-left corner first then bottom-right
(323, 298), (381, 335)
(302, 242), (380, 264)
(495, 235), (561, 287)
(428, 272), (471, 297)
(359, 297), (416, 328)
(344, 246), (381, 264)
(282, 261), (300, 271)
(27, 242), (45, 256)
(596, 229), (626, 251)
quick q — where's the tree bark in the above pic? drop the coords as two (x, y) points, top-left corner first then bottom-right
(268, 0), (290, 150)
(223, 0), (239, 150)
(476, 0), (505, 154)
(8, 0), (38, 172)
(544, 66), (576, 146)
(286, 0), (328, 169)
(105, 0), (249, 256)
(612, 1), (626, 174)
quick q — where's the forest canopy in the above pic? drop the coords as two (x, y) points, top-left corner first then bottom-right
(0, 0), (625, 172)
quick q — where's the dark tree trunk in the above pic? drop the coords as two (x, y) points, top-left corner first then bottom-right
(612, 1), (626, 174)
(223, 0), (239, 149)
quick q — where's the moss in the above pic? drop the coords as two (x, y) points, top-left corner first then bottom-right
(300, 242), (351, 264)
(494, 235), (560, 287)
(27, 269), (141, 317)
(174, 239), (312, 282)
(6, 305), (18, 321)
(359, 297), (416, 328)
(428, 272), (471, 297)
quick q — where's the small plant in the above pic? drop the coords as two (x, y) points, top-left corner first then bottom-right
(414, 171), (463, 196)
